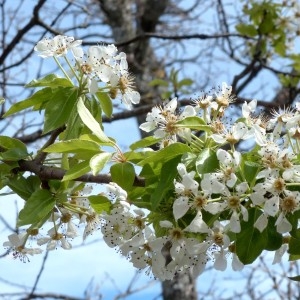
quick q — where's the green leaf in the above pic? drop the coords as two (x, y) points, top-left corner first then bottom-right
(44, 139), (100, 153)
(265, 216), (283, 251)
(130, 136), (160, 150)
(196, 148), (219, 175)
(96, 92), (113, 118)
(0, 136), (27, 150)
(235, 23), (257, 37)
(0, 148), (29, 161)
(236, 208), (267, 264)
(0, 136), (28, 160)
(288, 237), (300, 255)
(110, 162), (136, 191)
(149, 78), (169, 87)
(243, 161), (260, 187)
(7, 175), (40, 201)
(88, 195), (111, 214)
(77, 97), (111, 144)
(176, 117), (211, 131)
(177, 78), (193, 88)
(44, 87), (78, 133)
(62, 160), (91, 181)
(139, 143), (190, 166)
(17, 189), (55, 226)
(90, 152), (112, 175)
(288, 275), (300, 282)
(4, 87), (52, 117)
(151, 156), (182, 210)
(26, 74), (73, 88)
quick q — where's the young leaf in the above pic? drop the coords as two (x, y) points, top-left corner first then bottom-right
(288, 275), (300, 282)
(0, 136), (28, 152)
(130, 136), (160, 150)
(110, 162), (135, 191)
(96, 92), (113, 118)
(7, 175), (41, 201)
(44, 139), (100, 153)
(151, 156), (182, 210)
(17, 189), (55, 226)
(4, 87), (53, 117)
(88, 195), (112, 214)
(288, 237), (300, 255)
(77, 97), (111, 144)
(26, 74), (73, 88)
(149, 78), (169, 87)
(138, 143), (190, 166)
(236, 208), (267, 264)
(90, 152), (112, 175)
(176, 117), (211, 131)
(196, 148), (219, 175)
(44, 87), (78, 133)
(62, 160), (91, 181)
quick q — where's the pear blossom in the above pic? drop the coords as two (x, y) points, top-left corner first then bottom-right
(3, 233), (42, 262)
(242, 99), (257, 119)
(37, 229), (72, 250)
(211, 122), (248, 145)
(34, 35), (82, 58)
(272, 243), (288, 264)
(139, 97), (196, 144)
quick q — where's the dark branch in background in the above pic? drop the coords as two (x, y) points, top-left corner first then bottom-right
(17, 159), (145, 187)
(83, 32), (256, 47)
(26, 251), (49, 300)
(0, 0), (47, 66)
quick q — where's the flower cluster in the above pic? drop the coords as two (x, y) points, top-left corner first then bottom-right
(4, 35), (300, 281)
(34, 35), (140, 109)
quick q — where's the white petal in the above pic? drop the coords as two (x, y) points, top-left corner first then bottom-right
(264, 196), (279, 217)
(173, 196), (189, 221)
(232, 253), (244, 271)
(184, 212), (209, 233)
(159, 220), (173, 228)
(272, 244), (288, 264)
(214, 251), (227, 271)
(254, 213), (268, 232)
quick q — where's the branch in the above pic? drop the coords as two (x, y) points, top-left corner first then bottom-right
(17, 160), (145, 187)
(27, 251), (49, 300)
(0, 0), (47, 65)
(83, 32), (256, 47)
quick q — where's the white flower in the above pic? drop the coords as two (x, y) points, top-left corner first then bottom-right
(106, 182), (128, 202)
(37, 230), (72, 250)
(242, 99), (257, 118)
(139, 98), (196, 143)
(272, 243), (288, 264)
(213, 249), (227, 271)
(3, 233), (42, 261)
(34, 35), (82, 58)
(201, 173), (227, 196)
(211, 122), (248, 145)
(215, 82), (235, 108)
(231, 252), (244, 271)
(83, 209), (101, 240)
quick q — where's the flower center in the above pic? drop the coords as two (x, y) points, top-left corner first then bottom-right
(273, 178), (285, 193)
(170, 228), (184, 240)
(213, 232), (223, 246)
(281, 195), (298, 213)
(192, 195), (207, 210)
(227, 196), (240, 209)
